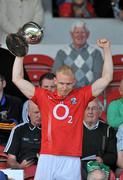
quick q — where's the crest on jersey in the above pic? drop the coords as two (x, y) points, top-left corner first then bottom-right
(71, 97), (77, 104)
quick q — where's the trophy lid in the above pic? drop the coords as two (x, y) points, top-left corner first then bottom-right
(18, 21), (44, 44)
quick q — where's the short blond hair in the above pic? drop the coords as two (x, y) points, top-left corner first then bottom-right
(56, 65), (75, 78)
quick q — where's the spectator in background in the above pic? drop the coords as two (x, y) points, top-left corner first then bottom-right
(39, 72), (56, 92)
(56, 0), (96, 18)
(0, 73), (22, 147)
(107, 78), (123, 129)
(52, 21), (103, 88)
(82, 98), (117, 179)
(0, 0), (44, 44)
(4, 100), (41, 179)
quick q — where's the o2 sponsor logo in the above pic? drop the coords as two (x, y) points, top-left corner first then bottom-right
(53, 103), (73, 123)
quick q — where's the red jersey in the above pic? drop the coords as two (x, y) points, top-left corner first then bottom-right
(32, 86), (94, 156)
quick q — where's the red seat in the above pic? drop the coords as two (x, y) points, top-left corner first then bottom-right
(113, 71), (123, 82)
(112, 54), (123, 67)
(105, 87), (121, 108)
(24, 54), (54, 86)
(109, 70), (123, 87)
(102, 54), (123, 111)
(0, 145), (5, 154)
(119, 170), (123, 180)
(26, 70), (49, 86)
(0, 153), (8, 169)
(24, 164), (37, 180)
(109, 170), (116, 180)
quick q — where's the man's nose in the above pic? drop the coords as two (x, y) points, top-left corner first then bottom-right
(62, 84), (67, 89)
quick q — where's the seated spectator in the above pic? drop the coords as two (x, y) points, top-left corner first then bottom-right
(81, 98), (117, 180)
(0, 73), (22, 147)
(4, 100), (41, 178)
(107, 78), (123, 129)
(115, 124), (123, 178)
(52, 20), (103, 88)
(22, 72), (56, 123)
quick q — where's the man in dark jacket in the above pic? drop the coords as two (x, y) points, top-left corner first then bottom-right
(0, 73), (22, 146)
(4, 100), (41, 179)
(81, 98), (117, 180)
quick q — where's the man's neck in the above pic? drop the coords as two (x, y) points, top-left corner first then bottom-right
(83, 120), (99, 130)
(72, 43), (87, 50)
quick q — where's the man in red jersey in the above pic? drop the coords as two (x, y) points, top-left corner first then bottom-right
(12, 38), (113, 180)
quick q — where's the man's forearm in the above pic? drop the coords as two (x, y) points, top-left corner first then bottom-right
(12, 56), (35, 99)
(102, 47), (113, 83)
(12, 57), (24, 85)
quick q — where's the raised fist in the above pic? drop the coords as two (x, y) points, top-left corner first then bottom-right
(96, 38), (110, 48)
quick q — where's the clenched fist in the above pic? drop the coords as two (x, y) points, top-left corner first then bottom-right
(97, 38), (110, 48)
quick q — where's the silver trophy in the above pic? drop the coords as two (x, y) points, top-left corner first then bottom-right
(6, 22), (44, 57)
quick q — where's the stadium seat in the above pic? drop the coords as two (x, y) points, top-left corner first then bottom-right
(23, 54), (54, 86)
(104, 87), (121, 108)
(0, 153), (8, 169)
(109, 170), (116, 180)
(112, 54), (123, 67)
(24, 164), (37, 180)
(102, 54), (123, 111)
(119, 170), (123, 180)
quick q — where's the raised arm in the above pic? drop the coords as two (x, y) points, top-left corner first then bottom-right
(92, 39), (113, 97)
(12, 56), (35, 99)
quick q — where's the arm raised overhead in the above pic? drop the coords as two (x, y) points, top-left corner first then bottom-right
(92, 38), (113, 97)
(12, 56), (35, 99)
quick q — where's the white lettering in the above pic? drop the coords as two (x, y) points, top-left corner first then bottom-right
(53, 104), (69, 120)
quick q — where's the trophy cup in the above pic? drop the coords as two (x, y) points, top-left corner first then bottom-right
(6, 22), (44, 57)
